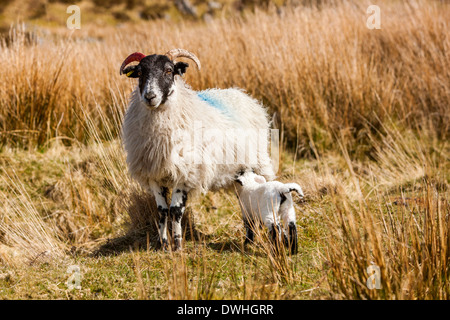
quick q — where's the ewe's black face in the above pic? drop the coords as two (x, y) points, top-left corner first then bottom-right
(122, 54), (188, 108)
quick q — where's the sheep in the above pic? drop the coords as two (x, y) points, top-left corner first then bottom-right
(234, 171), (303, 254)
(120, 49), (275, 250)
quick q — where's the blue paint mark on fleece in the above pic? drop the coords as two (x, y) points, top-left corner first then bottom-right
(197, 91), (232, 117)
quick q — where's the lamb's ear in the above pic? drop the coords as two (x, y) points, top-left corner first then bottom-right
(122, 65), (140, 78)
(174, 62), (189, 76)
(285, 183), (304, 198)
(235, 176), (243, 186)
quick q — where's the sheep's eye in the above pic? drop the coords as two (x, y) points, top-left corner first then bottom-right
(165, 69), (172, 75)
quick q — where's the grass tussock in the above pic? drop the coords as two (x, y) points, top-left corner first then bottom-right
(324, 130), (449, 299)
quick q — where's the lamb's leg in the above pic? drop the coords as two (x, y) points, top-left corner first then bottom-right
(262, 209), (283, 253)
(280, 194), (298, 255)
(269, 222), (283, 254)
(149, 182), (169, 250)
(170, 186), (188, 251)
(287, 221), (298, 255)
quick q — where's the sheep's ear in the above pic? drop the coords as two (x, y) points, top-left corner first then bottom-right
(174, 62), (189, 76)
(122, 65), (140, 78)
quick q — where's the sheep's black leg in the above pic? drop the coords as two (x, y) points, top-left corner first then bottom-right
(170, 187), (188, 251)
(150, 182), (169, 250)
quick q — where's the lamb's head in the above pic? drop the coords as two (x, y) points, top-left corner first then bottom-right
(235, 171), (267, 190)
(120, 49), (201, 108)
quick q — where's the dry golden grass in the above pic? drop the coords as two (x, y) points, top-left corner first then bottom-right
(324, 124), (449, 299)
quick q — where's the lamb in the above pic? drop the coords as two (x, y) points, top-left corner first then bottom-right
(234, 171), (304, 254)
(120, 49), (275, 250)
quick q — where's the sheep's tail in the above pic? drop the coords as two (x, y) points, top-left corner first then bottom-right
(281, 183), (304, 198)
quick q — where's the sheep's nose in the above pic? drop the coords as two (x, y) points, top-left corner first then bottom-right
(144, 92), (156, 101)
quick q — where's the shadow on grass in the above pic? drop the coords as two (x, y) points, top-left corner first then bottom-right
(92, 215), (204, 257)
(206, 240), (244, 253)
(205, 239), (272, 259)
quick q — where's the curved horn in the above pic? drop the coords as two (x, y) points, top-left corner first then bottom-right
(120, 52), (146, 75)
(165, 49), (201, 70)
